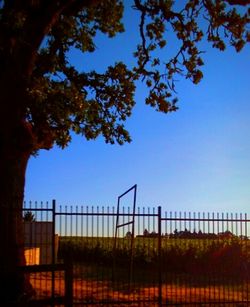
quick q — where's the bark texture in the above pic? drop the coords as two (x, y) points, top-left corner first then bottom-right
(0, 66), (35, 302)
(0, 113), (34, 303)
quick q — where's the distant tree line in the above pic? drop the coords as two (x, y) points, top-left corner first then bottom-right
(132, 228), (249, 240)
(170, 229), (233, 239)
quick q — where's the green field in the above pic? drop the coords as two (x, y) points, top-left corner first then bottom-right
(58, 236), (250, 280)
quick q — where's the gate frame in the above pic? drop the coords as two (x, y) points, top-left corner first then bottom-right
(113, 184), (137, 288)
(22, 200), (61, 306)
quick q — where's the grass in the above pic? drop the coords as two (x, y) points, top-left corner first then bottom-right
(58, 236), (250, 277)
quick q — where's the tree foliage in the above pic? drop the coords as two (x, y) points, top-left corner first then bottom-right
(23, 211), (35, 222)
(0, 0), (249, 152)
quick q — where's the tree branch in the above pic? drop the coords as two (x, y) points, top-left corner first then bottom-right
(225, 0), (250, 5)
(22, 0), (102, 76)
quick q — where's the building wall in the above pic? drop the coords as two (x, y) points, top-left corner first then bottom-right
(24, 248), (40, 265)
(24, 222), (58, 264)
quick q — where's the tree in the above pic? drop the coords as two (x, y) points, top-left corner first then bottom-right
(23, 211), (36, 222)
(143, 228), (150, 236)
(125, 231), (132, 238)
(0, 0), (249, 303)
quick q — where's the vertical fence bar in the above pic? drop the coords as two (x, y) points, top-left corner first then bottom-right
(158, 206), (162, 306)
(245, 213), (249, 303)
(129, 184), (137, 290)
(65, 258), (73, 307)
(52, 199), (56, 306)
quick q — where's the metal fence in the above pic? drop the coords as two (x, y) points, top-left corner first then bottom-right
(22, 201), (250, 306)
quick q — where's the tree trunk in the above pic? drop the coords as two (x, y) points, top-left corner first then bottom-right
(0, 5), (55, 302)
(0, 122), (34, 304)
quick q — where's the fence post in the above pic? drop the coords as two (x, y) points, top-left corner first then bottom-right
(52, 199), (56, 306)
(158, 206), (162, 306)
(65, 259), (73, 307)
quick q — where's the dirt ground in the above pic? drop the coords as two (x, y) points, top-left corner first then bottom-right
(29, 272), (249, 306)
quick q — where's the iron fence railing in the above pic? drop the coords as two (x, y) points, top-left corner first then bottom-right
(159, 208), (250, 305)
(21, 201), (250, 306)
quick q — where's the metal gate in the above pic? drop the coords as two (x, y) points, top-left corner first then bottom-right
(23, 201), (72, 306)
(22, 201), (250, 306)
(158, 208), (250, 305)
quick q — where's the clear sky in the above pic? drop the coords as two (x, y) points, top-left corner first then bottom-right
(25, 2), (250, 214)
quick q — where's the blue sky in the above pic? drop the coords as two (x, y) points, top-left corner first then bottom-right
(25, 2), (250, 213)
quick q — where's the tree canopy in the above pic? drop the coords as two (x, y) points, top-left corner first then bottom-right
(1, 0), (249, 152)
